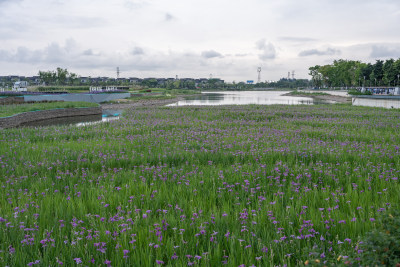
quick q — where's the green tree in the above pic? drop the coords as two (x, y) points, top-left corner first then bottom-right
(38, 70), (56, 85)
(383, 59), (396, 86)
(308, 65), (323, 88)
(372, 60), (384, 86)
(56, 67), (69, 85)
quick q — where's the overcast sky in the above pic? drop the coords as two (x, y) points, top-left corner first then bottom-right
(0, 0), (399, 82)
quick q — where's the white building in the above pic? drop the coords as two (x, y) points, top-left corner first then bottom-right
(12, 81), (28, 92)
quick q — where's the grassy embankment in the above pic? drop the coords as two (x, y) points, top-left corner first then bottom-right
(1, 104), (400, 265)
(0, 102), (99, 117)
(286, 90), (330, 96)
(109, 88), (201, 102)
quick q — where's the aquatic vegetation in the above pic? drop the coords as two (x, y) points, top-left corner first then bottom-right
(1, 104), (400, 266)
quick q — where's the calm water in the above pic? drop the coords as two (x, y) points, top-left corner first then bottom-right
(23, 91), (341, 127)
(22, 109), (122, 127)
(167, 91), (328, 106)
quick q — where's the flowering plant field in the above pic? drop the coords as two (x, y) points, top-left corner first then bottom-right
(1, 104), (400, 266)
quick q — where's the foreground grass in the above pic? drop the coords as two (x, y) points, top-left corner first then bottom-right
(1, 104), (400, 266)
(0, 102), (99, 117)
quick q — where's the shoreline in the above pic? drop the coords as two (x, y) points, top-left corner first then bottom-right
(282, 92), (351, 103)
(0, 107), (102, 129)
(101, 95), (188, 110)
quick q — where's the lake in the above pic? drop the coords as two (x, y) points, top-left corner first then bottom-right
(23, 91), (343, 127)
(167, 91), (331, 106)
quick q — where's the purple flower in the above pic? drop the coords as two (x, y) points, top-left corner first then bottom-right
(73, 258), (82, 264)
(104, 259), (111, 266)
(156, 260), (164, 265)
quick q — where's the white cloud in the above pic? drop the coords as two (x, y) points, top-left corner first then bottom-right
(256, 39), (276, 61)
(0, 0), (399, 81)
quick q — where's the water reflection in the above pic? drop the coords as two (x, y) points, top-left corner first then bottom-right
(76, 115), (120, 127)
(21, 109), (122, 128)
(21, 114), (103, 127)
(168, 91), (318, 106)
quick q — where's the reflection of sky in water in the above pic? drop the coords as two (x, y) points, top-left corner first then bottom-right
(168, 91), (316, 106)
(76, 116), (120, 127)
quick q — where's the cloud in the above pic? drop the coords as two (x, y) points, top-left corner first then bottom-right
(298, 48), (341, 57)
(0, 0), (20, 4)
(124, 0), (149, 10)
(279, 36), (317, 42)
(0, 40), (233, 78)
(256, 39), (276, 60)
(201, 50), (222, 59)
(131, 46), (145, 55)
(46, 15), (107, 29)
(165, 13), (175, 21)
(82, 49), (101, 56)
(370, 45), (400, 58)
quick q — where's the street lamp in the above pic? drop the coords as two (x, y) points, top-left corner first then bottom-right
(363, 76), (366, 87)
(375, 78), (377, 87)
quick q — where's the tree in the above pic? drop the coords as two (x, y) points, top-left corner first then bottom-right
(308, 65), (323, 88)
(38, 70), (56, 85)
(383, 59), (396, 86)
(372, 60), (384, 86)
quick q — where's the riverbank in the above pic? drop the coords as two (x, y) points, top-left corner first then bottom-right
(282, 91), (351, 103)
(0, 101), (99, 117)
(101, 95), (187, 110)
(0, 106), (101, 129)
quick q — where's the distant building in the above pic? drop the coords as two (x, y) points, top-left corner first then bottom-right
(12, 81), (28, 92)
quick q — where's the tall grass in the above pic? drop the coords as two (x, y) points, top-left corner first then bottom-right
(1, 104), (400, 266)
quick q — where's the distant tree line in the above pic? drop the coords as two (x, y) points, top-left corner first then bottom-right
(35, 68), (226, 89)
(309, 59), (400, 88)
(257, 79), (310, 89)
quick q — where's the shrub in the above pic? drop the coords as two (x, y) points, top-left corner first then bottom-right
(348, 90), (372, 95)
(358, 209), (400, 266)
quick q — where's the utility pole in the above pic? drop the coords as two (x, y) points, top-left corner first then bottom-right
(257, 67), (261, 83)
